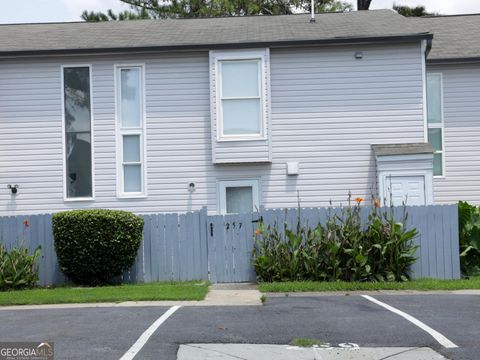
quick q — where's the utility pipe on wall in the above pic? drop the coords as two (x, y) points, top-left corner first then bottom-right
(310, 0), (315, 23)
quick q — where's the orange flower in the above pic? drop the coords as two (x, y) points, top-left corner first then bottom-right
(374, 198), (381, 208)
(23, 219), (30, 228)
(254, 229), (263, 236)
(354, 197), (364, 204)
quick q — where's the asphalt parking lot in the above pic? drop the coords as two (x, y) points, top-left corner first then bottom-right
(0, 294), (478, 359)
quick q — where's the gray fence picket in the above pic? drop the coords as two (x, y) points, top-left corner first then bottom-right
(212, 215), (225, 283)
(149, 214), (158, 282)
(207, 216), (217, 283)
(441, 205), (453, 280)
(450, 205), (461, 279)
(156, 214), (167, 281)
(178, 214), (188, 281)
(407, 206), (422, 278)
(199, 208), (209, 280)
(165, 213), (178, 281)
(244, 212), (257, 282)
(426, 208), (437, 278)
(143, 215), (152, 283)
(187, 212), (197, 281)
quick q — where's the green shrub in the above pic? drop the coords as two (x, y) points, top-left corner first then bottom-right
(53, 209), (144, 285)
(0, 243), (41, 291)
(458, 201), (480, 276)
(252, 197), (418, 282)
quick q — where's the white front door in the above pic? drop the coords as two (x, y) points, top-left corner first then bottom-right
(385, 175), (426, 206)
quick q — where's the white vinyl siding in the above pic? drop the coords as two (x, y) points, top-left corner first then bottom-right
(115, 65), (146, 197)
(0, 42), (426, 215)
(426, 73), (444, 177)
(428, 63), (480, 205)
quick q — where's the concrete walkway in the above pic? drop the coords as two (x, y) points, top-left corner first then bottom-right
(177, 344), (447, 360)
(0, 283), (262, 310)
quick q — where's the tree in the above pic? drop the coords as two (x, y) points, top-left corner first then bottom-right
(357, 0), (371, 10)
(82, 0), (352, 21)
(81, 8), (150, 21)
(393, 4), (434, 17)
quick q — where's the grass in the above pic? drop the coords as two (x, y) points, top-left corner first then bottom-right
(259, 276), (480, 293)
(0, 281), (210, 306)
(291, 338), (326, 347)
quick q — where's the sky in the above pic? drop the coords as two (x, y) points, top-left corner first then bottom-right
(0, 0), (479, 24)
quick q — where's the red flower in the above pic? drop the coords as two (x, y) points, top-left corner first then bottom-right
(23, 219), (30, 228)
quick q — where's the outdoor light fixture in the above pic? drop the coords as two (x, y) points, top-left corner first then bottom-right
(7, 184), (19, 194)
(188, 182), (196, 192)
(355, 51), (363, 59)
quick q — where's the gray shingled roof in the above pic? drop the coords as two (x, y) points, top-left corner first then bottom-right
(413, 14), (480, 62)
(0, 10), (430, 56)
(372, 143), (434, 157)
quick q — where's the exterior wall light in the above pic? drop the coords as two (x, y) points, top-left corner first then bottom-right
(7, 184), (19, 194)
(188, 182), (196, 192)
(355, 51), (363, 59)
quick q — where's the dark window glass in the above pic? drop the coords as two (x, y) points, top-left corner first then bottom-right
(64, 67), (92, 198)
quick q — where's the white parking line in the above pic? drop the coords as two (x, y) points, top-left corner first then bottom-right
(362, 295), (458, 349)
(120, 305), (181, 360)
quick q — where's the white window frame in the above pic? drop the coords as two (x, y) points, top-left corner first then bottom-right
(61, 64), (95, 202)
(425, 72), (445, 178)
(218, 179), (260, 214)
(211, 49), (270, 142)
(115, 64), (147, 198)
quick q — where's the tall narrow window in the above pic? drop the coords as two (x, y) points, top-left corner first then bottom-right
(426, 73), (444, 176)
(116, 66), (145, 196)
(63, 66), (93, 199)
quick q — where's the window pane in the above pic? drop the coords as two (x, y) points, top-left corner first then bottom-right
(66, 133), (92, 198)
(120, 68), (142, 127)
(226, 186), (253, 214)
(427, 74), (442, 123)
(428, 128), (442, 151)
(221, 61), (259, 98)
(64, 67), (91, 132)
(124, 165), (142, 192)
(222, 99), (261, 135)
(123, 135), (140, 163)
(434, 153), (443, 176)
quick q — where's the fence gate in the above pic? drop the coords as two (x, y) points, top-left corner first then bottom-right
(207, 213), (257, 283)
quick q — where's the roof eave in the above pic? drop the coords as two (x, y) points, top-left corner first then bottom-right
(427, 57), (480, 65)
(0, 33), (433, 58)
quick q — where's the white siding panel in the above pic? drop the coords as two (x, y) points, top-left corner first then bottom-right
(267, 43), (425, 207)
(429, 64), (480, 204)
(0, 43), (425, 215)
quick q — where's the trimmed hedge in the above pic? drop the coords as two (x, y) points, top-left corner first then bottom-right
(53, 209), (144, 285)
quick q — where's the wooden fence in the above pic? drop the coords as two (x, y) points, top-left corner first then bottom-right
(0, 205), (460, 285)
